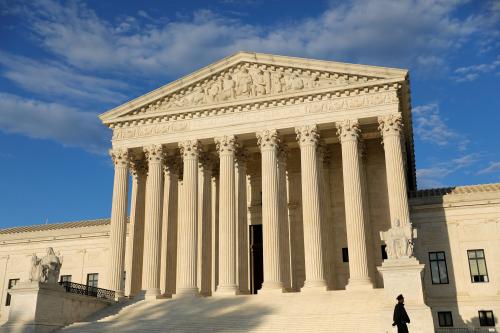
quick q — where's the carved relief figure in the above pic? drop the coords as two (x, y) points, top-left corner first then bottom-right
(271, 71), (285, 94)
(253, 69), (268, 96)
(291, 73), (304, 90)
(236, 67), (253, 97)
(29, 247), (63, 283)
(206, 81), (220, 103)
(380, 220), (417, 259)
(221, 73), (236, 100)
(191, 85), (205, 105)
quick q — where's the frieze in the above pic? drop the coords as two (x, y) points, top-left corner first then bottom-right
(113, 121), (189, 140)
(306, 91), (398, 114)
(112, 89), (399, 141)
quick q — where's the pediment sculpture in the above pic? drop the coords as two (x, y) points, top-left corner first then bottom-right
(129, 62), (378, 116)
(380, 220), (417, 259)
(29, 247), (63, 284)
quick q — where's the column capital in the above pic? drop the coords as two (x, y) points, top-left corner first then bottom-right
(179, 140), (202, 160)
(278, 143), (289, 164)
(215, 135), (239, 155)
(257, 129), (280, 150)
(378, 113), (403, 137)
(235, 147), (250, 165)
(295, 124), (319, 147)
(109, 148), (129, 167)
(163, 155), (180, 175)
(129, 156), (148, 179)
(143, 144), (164, 163)
(336, 119), (360, 142)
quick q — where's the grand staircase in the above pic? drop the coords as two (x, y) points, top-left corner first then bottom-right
(59, 289), (413, 332)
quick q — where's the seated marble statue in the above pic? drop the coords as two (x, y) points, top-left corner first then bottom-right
(380, 220), (417, 259)
(29, 247), (63, 283)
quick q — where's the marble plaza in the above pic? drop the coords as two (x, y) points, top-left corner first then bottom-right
(0, 52), (499, 332)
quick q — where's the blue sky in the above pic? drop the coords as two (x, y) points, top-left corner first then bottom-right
(0, 0), (499, 228)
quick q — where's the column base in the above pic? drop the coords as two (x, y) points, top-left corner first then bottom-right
(345, 278), (373, 291)
(175, 287), (199, 297)
(214, 284), (238, 296)
(301, 279), (328, 293)
(144, 288), (164, 301)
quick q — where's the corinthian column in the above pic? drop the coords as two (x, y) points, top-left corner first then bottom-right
(277, 144), (292, 291)
(256, 129), (283, 292)
(295, 125), (327, 290)
(214, 135), (238, 294)
(378, 113), (410, 227)
(107, 148), (129, 299)
(160, 157), (179, 296)
(142, 144), (164, 299)
(126, 155), (147, 297)
(198, 154), (213, 296)
(337, 120), (372, 290)
(236, 148), (250, 294)
(177, 140), (201, 295)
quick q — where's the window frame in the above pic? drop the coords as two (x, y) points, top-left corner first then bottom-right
(428, 251), (449, 284)
(467, 249), (489, 283)
(342, 247), (349, 263)
(60, 275), (72, 283)
(5, 278), (20, 306)
(86, 273), (99, 288)
(437, 311), (453, 327)
(478, 310), (495, 327)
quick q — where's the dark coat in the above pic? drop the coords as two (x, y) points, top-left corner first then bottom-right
(393, 303), (410, 333)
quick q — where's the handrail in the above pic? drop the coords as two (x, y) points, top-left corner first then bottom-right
(58, 281), (115, 300)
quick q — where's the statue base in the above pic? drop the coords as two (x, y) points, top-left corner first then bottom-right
(0, 282), (111, 333)
(377, 257), (434, 332)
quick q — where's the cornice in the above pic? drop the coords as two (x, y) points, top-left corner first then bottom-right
(0, 218), (111, 235)
(100, 51), (407, 123)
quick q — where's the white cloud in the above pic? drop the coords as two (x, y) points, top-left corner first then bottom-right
(0, 52), (129, 104)
(477, 161), (500, 175)
(453, 56), (500, 82)
(11, 0), (494, 77)
(412, 103), (469, 149)
(417, 154), (480, 189)
(0, 93), (110, 154)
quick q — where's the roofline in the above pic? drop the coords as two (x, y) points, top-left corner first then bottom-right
(99, 51), (408, 122)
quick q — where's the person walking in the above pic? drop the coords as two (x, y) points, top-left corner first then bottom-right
(392, 294), (410, 332)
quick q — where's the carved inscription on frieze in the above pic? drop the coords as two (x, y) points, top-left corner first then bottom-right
(113, 90), (399, 140)
(113, 121), (189, 140)
(306, 91), (398, 114)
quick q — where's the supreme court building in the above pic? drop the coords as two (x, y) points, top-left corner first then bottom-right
(1, 52), (499, 332)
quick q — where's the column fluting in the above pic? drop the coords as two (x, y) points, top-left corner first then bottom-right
(257, 129), (283, 291)
(214, 135), (238, 294)
(108, 148), (130, 298)
(378, 113), (411, 227)
(337, 120), (372, 290)
(177, 140), (201, 295)
(126, 156), (147, 297)
(295, 125), (327, 290)
(277, 144), (292, 291)
(160, 157), (179, 296)
(198, 154), (213, 296)
(141, 144), (165, 299)
(236, 148), (250, 294)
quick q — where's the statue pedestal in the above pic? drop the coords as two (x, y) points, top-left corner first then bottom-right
(378, 257), (425, 305)
(0, 282), (110, 333)
(378, 258), (434, 332)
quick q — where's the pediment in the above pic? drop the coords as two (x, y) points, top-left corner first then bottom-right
(100, 52), (407, 124)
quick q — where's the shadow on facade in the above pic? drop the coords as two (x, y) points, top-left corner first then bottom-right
(75, 296), (272, 332)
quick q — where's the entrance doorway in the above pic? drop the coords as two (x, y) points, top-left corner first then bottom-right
(249, 224), (263, 294)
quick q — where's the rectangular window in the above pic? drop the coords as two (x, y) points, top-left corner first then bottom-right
(437, 311), (453, 327)
(60, 275), (72, 283)
(87, 273), (99, 288)
(479, 310), (495, 326)
(342, 248), (349, 263)
(429, 251), (449, 284)
(381, 245), (388, 260)
(5, 278), (19, 306)
(468, 250), (489, 283)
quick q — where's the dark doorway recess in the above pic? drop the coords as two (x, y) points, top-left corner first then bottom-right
(250, 224), (263, 294)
